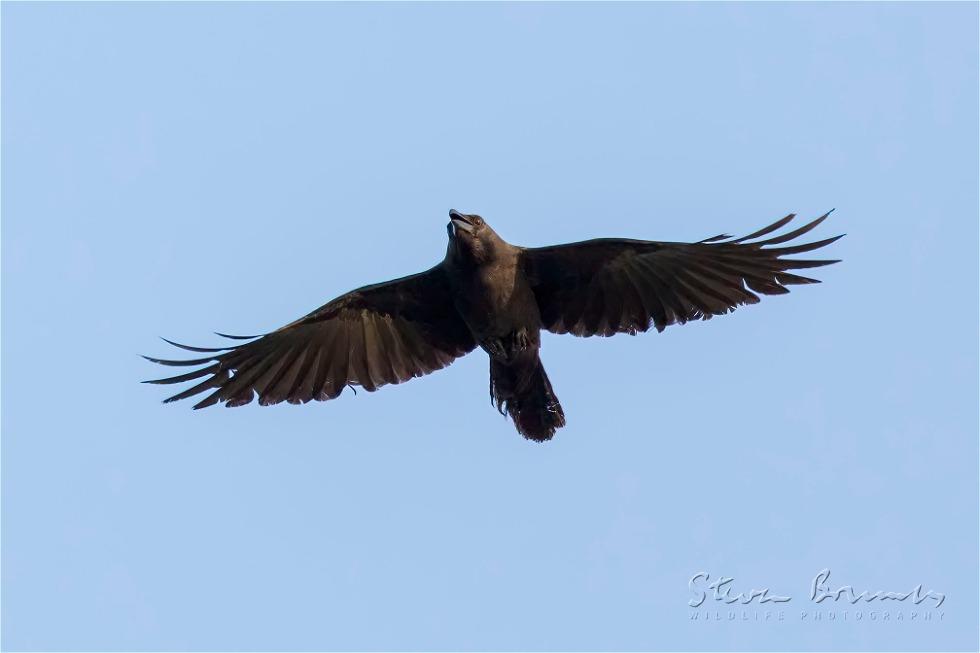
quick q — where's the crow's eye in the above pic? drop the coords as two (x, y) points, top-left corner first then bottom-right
(473, 216), (484, 226)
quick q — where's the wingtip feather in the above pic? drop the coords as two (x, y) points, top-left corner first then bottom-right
(214, 331), (261, 340)
(160, 337), (236, 353)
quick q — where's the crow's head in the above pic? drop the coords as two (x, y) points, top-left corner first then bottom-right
(447, 209), (506, 263)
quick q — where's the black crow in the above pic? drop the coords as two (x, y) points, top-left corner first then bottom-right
(145, 210), (841, 441)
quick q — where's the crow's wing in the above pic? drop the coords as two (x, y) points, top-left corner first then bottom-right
(144, 265), (476, 408)
(522, 212), (842, 337)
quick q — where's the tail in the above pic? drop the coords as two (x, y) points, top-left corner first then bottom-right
(490, 356), (566, 442)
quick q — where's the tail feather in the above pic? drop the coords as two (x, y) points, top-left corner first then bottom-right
(490, 357), (566, 441)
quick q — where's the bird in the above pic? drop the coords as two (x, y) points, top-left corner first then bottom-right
(145, 209), (842, 442)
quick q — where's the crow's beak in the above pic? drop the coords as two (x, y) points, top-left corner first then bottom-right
(449, 209), (474, 234)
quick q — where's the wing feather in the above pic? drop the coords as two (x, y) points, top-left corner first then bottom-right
(523, 212), (842, 337)
(145, 265), (476, 408)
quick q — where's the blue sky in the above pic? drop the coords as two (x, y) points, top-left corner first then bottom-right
(2, 2), (977, 651)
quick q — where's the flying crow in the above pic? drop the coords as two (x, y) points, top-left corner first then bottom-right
(145, 210), (841, 441)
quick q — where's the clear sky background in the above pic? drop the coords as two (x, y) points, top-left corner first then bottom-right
(3, 2), (977, 651)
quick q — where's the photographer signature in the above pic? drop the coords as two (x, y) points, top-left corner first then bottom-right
(689, 569), (945, 607)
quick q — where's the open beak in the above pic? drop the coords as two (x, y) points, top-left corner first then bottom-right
(449, 209), (474, 234)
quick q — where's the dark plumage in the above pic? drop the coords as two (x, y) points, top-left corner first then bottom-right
(145, 209), (842, 441)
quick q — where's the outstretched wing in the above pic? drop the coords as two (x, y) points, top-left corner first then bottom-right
(522, 211), (842, 337)
(144, 265), (476, 408)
